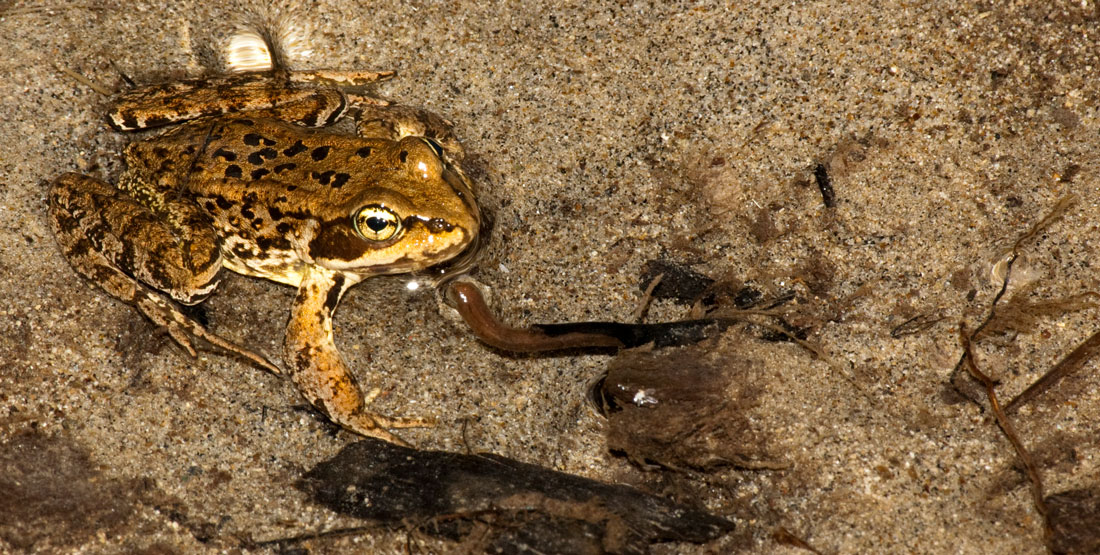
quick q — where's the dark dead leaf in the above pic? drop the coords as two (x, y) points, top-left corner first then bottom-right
(295, 439), (734, 554)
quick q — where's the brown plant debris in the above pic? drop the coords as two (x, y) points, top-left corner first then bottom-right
(633, 272), (664, 322)
(813, 163), (835, 208)
(772, 526), (824, 554)
(294, 438), (734, 554)
(593, 344), (778, 471)
(638, 259), (716, 305)
(890, 311), (945, 338)
(975, 288), (1098, 340)
(950, 195), (1078, 406)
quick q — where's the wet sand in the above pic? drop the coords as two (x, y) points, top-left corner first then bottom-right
(2, 1), (1098, 552)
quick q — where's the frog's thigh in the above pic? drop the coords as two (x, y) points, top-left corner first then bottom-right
(49, 173), (211, 357)
(49, 172), (222, 305)
(50, 173), (280, 372)
(355, 104), (465, 158)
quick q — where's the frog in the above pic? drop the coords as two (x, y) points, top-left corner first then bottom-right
(49, 67), (481, 445)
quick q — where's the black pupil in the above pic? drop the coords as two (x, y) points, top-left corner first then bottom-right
(366, 216), (390, 232)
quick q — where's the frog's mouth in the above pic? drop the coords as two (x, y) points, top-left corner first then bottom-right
(442, 164), (481, 227)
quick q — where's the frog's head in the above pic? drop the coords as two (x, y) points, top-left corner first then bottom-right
(306, 136), (480, 276)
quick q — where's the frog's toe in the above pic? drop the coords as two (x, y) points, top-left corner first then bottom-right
(375, 414), (437, 429)
(347, 410), (435, 431)
(342, 412), (435, 446)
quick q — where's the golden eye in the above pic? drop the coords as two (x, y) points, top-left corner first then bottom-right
(353, 205), (402, 241)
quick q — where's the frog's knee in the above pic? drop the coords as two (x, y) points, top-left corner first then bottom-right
(355, 105), (464, 159)
(50, 173), (114, 210)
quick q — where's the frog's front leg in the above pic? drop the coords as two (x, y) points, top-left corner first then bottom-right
(285, 265), (432, 444)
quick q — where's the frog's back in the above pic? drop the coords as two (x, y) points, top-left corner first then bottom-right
(189, 118), (392, 201)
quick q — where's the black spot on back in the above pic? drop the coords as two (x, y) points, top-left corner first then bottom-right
(256, 235), (291, 251)
(355, 146), (373, 158)
(311, 170), (336, 185)
(224, 165), (242, 179)
(311, 146), (331, 161)
(283, 141), (308, 157)
(215, 196), (232, 210)
(243, 133), (276, 147)
(331, 173), (350, 188)
(213, 148), (237, 161)
(251, 168), (270, 180)
(141, 114), (170, 128)
(231, 243), (253, 258)
(248, 148), (277, 165)
(274, 163), (297, 174)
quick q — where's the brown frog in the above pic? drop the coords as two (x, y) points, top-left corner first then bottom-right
(49, 68), (480, 444)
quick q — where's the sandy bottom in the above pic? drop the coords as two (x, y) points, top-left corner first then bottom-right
(2, 1), (1099, 552)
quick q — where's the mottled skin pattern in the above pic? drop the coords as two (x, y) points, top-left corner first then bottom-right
(49, 69), (480, 444)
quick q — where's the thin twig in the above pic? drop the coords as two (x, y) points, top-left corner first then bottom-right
(632, 273), (663, 323)
(55, 64), (113, 96)
(959, 324), (1051, 544)
(773, 526), (824, 554)
(251, 525), (381, 549)
(1006, 327), (1100, 414)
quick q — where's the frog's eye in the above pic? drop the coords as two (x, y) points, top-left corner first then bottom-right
(353, 205), (402, 241)
(421, 137), (445, 159)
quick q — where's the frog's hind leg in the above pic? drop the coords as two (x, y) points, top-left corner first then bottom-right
(285, 265), (433, 445)
(108, 70), (394, 132)
(49, 173), (280, 374)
